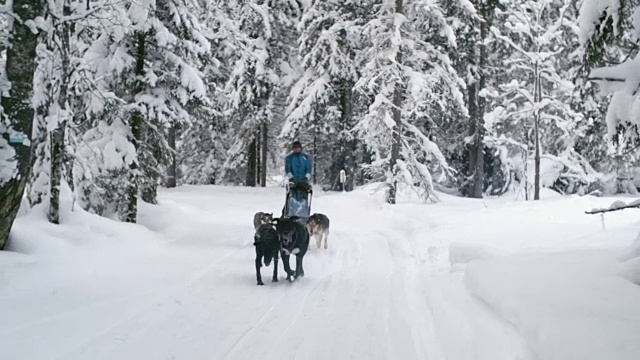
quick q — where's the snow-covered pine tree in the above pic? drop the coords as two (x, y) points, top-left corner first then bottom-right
(548, 0), (614, 195)
(0, 0), (42, 249)
(487, 0), (584, 200)
(223, 0), (301, 187)
(579, 0), (640, 291)
(447, 0), (501, 197)
(285, 0), (365, 189)
(570, 81), (613, 194)
(28, 0), (79, 224)
(529, 0), (605, 196)
(143, 0), (211, 199)
(579, 0), (640, 153)
(66, 0), (142, 218)
(178, 114), (227, 185)
(174, 0), (241, 186)
(354, 0), (465, 204)
(76, 0), (210, 222)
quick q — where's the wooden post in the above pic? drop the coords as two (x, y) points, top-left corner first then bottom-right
(339, 169), (346, 192)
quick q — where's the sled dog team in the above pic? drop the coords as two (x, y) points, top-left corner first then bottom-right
(252, 211), (330, 286)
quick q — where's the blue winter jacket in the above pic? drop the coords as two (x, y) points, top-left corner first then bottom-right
(285, 152), (312, 181)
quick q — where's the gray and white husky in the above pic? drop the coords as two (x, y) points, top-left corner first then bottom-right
(306, 213), (330, 249)
(253, 212), (274, 230)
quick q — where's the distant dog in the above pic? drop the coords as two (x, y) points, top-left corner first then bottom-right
(253, 212), (273, 230)
(306, 213), (330, 249)
(273, 217), (309, 281)
(253, 223), (281, 286)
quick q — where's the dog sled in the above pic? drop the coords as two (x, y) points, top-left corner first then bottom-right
(283, 179), (313, 222)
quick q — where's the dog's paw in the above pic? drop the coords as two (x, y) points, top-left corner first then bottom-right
(257, 281), (265, 286)
(272, 277), (278, 283)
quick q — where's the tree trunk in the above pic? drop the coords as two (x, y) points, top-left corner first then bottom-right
(166, 124), (177, 188)
(534, 61), (541, 200)
(141, 184), (157, 203)
(256, 131), (261, 184)
(49, 124), (66, 224)
(466, 4), (480, 197)
(125, 32), (147, 223)
(387, 84), (402, 205)
(64, 123), (74, 192)
(467, 70), (481, 198)
(0, 0), (42, 249)
(466, 1), (490, 199)
(27, 107), (49, 207)
(387, 0), (404, 205)
(475, 15), (489, 197)
(49, 0), (71, 224)
(246, 137), (257, 187)
(142, 119), (162, 204)
(312, 121), (317, 184)
(260, 123), (267, 187)
(340, 80), (354, 191)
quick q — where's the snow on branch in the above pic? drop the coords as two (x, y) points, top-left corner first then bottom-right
(586, 199), (640, 214)
(577, 0), (622, 46)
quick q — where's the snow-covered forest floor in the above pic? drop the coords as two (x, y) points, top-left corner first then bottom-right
(1, 185), (640, 360)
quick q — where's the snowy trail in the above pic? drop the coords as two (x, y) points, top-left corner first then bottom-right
(27, 187), (529, 360)
(5, 185), (638, 359)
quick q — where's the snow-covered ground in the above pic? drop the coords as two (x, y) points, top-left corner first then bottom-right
(1, 185), (640, 359)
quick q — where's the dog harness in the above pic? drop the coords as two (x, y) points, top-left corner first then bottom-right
(280, 230), (299, 255)
(281, 248), (300, 255)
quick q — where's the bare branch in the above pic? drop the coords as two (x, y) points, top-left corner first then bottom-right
(587, 76), (626, 82)
(585, 203), (640, 214)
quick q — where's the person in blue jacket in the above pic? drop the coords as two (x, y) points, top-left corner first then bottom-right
(283, 141), (312, 217)
(285, 140), (312, 182)
(284, 140), (312, 195)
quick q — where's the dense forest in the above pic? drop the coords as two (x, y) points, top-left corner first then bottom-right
(1, 0), (640, 247)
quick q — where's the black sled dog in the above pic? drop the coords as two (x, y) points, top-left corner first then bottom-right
(273, 217), (309, 282)
(253, 223), (281, 285)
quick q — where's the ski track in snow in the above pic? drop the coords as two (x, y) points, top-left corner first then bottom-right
(7, 185), (630, 359)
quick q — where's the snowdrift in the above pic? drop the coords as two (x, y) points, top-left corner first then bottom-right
(465, 250), (640, 360)
(2, 184), (640, 360)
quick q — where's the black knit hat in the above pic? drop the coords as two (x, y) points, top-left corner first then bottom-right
(292, 140), (302, 149)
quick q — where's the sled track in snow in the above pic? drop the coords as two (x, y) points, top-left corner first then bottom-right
(1, 187), (538, 360)
(223, 239), (350, 359)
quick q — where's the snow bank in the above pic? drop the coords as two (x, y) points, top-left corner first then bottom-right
(7, 183), (160, 257)
(465, 251), (640, 360)
(3, 183), (640, 359)
(0, 185), (238, 360)
(449, 243), (501, 266)
(619, 231), (640, 285)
